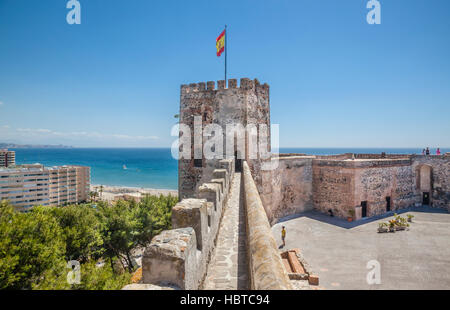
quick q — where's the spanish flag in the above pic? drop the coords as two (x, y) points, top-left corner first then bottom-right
(216, 29), (225, 57)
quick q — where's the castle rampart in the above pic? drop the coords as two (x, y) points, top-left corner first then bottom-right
(179, 78), (270, 200)
(262, 154), (450, 223)
(131, 158), (235, 289)
(242, 161), (292, 289)
(127, 79), (449, 290)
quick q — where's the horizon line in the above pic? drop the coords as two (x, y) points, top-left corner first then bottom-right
(7, 146), (450, 149)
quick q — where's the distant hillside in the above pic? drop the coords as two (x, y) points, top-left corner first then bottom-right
(0, 142), (73, 149)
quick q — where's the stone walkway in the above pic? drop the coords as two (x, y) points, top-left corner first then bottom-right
(203, 172), (249, 290)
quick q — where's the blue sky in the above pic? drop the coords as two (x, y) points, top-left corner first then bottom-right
(0, 0), (449, 148)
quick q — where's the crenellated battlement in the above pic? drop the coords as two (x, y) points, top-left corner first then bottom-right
(128, 159), (235, 290)
(181, 78), (269, 94)
(179, 77), (271, 200)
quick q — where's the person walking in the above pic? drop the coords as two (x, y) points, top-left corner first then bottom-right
(422, 149), (425, 155)
(437, 148), (441, 155)
(426, 147), (430, 155)
(281, 226), (286, 247)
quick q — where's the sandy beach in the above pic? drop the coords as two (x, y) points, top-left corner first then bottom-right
(90, 184), (178, 202)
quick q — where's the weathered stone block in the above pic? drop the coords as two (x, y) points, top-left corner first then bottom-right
(198, 183), (221, 212)
(228, 79), (237, 88)
(197, 82), (206, 91)
(213, 169), (228, 189)
(240, 78), (254, 90)
(172, 198), (208, 251)
(211, 178), (225, 195)
(206, 81), (215, 90)
(219, 159), (234, 182)
(217, 80), (225, 89)
(142, 228), (197, 290)
(189, 83), (198, 92)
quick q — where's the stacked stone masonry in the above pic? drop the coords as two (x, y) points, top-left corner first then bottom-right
(262, 154), (450, 224)
(242, 161), (292, 290)
(131, 159), (235, 290)
(178, 78), (270, 200)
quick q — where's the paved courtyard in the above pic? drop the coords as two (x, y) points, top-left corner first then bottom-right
(272, 207), (450, 290)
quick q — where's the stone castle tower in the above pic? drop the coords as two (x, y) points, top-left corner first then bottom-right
(178, 78), (271, 199)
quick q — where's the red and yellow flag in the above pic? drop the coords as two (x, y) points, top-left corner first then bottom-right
(216, 29), (225, 57)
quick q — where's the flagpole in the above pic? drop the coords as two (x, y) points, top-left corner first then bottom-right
(225, 24), (227, 85)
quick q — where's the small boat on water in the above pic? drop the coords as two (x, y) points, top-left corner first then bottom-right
(123, 165), (127, 170)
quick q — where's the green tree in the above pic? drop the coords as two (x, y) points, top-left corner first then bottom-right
(134, 194), (176, 247)
(96, 200), (139, 273)
(0, 193), (177, 290)
(71, 261), (131, 290)
(89, 191), (98, 202)
(44, 204), (104, 263)
(0, 202), (67, 289)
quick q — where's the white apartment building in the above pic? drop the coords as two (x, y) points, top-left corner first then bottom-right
(0, 164), (90, 211)
(0, 149), (16, 167)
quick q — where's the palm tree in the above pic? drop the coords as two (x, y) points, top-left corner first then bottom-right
(89, 191), (95, 202)
(99, 185), (104, 199)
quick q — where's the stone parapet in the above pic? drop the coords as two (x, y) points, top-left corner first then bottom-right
(211, 178), (225, 195)
(142, 228), (197, 289)
(198, 182), (222, 213)
(219, 159), (234, 187)
(137, 159), (236, 290)
(313, 158), (411, 168)
(213, 169), (228, 190)
(242, 161), (292, 290)
(172, 199), (208, 251)
(181, 78), (269, 94)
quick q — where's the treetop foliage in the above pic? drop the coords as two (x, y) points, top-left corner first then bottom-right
(0, 194), (177, 290)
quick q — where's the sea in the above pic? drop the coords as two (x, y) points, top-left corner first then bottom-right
(11, 147), (448, 190)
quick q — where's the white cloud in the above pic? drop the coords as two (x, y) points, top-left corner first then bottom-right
(12, 127), (159, 141)
(17, 128), (52, 133)
(112, 134), (159, 140)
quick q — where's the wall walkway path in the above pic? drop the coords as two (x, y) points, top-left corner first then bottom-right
(203, 172), (249, 289)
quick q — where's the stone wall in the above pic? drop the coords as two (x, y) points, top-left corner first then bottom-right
(312, 158), (417, 218)
(178, 78), (270, 200)
(260, 156), (314, 224)
(137, 159), (235, 289)
(353, 163), (416, 217)
(242, 161), (292, 290)
(267, 154), (450, 221)
(411, 155), (450, 211)
(312, 161), (355, 218)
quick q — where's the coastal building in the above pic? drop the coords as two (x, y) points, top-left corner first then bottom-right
(0, 149), (15, 167)
(0, 164), (90, 211)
